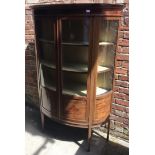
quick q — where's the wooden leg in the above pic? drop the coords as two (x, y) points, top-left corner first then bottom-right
(41, 112), (45, 130)
(106, 119), (110, 141)
(87, 126), (92, 152)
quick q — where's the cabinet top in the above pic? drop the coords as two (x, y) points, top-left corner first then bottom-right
(31, 3), (124, 9)
(32, 3), (124, 17)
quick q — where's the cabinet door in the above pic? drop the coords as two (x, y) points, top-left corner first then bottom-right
(35, 16), (58, 116)
(96, 19), (119, 96)
(59, 17), (91, 123)
(36, 17), (56, 64)
(36, 17), (57, 93)
(60, 17), (91, 97)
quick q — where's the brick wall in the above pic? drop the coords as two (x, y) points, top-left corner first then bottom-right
(25, 6), (39, 106)
(25, 0), (129, 141)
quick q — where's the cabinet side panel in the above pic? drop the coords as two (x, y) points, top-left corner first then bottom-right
(41, 87), (58, 118)
(93, 92), (112, 124)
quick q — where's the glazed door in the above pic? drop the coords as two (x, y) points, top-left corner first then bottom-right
(59, 17), (91, 123)
(35, 16), (58, 118)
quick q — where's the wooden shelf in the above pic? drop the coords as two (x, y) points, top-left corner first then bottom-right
(80, 87), (108, 96)
(41, 61), (111, 73)
(96, 87), (108, 95)
(41, 83), (56, 91)
(39, 38), (54, 44)
(63, 64), (111, 73)
(62, 85), (108, 96)
(63, 88), (86, 96)
(62, 63), (88, 73)
(41, 61), (88, 72)
(62, 42), (89, 46)
(40, 64), (56, 91)
(63, 82), (86, 96)
(62, 42), (113, 46)
(40, 60), (56, 69)
(41, 82), (108, 96)
(99, 42), (114, 46)
(97, 66), (111, 73)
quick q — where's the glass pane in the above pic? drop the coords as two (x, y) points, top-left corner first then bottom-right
(62, 72), (87, 96)
(99, 20), (118, 43)
(41, 66), (56, 91)
(61, 18), (90, 96)
(97, 71), (113, 92)
(62, 18), (90, 43)
(62, 45), (88, 71)
(97, 20), (118, 95)
(37, 18), (54, 41)
(40, 42), (56, 65)
(98, 45), (115, 68)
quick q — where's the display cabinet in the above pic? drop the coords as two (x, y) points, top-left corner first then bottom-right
(32, 3), (124, 151)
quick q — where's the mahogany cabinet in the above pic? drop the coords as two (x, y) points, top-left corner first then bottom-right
(32, 3), (124, 151)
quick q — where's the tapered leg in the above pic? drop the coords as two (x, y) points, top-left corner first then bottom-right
(106, 119), (110, 141)
(41, 112), (45, 130)
(87, 126), (92, 152)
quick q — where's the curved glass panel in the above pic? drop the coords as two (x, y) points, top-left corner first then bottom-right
(96, 20), (118, 95)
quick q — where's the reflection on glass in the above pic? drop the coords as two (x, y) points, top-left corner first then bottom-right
(41, 66), (56, 91)
(62, 18), (90, 70)
(97, 20), (118, 95)
(99, 20), (118, 43)
(98, 45), (115, 68)
(97, 72), (113, 90)
(40, 42), (56, 65)
(37, 18), (54, 41)
(62, 45), (88, 72)
(62, 18), (90, 43)
(61, 18), (90, 96)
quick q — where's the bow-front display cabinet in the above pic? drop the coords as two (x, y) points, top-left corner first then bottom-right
(32, 3), (124, 151)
